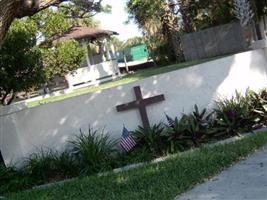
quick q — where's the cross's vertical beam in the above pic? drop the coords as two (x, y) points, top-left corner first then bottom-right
(134, 86), (150, 129)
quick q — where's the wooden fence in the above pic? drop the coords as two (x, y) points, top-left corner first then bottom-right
(181, 22), (248, 61)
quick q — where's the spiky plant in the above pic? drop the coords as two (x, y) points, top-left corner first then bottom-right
(69, 127), (117, 175)
(133, 123), (168, 156)
(24, 149), (78, 183)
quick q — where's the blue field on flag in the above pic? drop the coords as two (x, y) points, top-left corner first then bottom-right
(165, 113), (175, 127)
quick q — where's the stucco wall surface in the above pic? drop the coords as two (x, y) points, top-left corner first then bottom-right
(1, 48), (267, 165)
(66, 60), (119, 86)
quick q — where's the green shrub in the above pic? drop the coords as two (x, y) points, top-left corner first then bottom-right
(23, 149), (78, 184)
(165, 115), (193, 152)
(2, 89), (267, 195)
(213, 91), (255, 138)
(166, 105), (214, 151)
(247, 89), (267, 127)
(0, 165), (33, 194)
(69, 127), (117, 175)
(187, 105), (215, 145)
(133, 123), (168, 156)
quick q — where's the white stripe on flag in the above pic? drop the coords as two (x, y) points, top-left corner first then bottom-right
(121, 137), (136, 151)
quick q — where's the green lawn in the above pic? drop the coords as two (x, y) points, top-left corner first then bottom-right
(6, 131), (267, 200)
(27, 56), (224, 107)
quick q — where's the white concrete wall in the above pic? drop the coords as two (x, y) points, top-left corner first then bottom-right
(1, 48), (267, 166)
(66, 60), (119, 87)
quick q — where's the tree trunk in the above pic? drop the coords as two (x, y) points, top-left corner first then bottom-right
(169, 30), (184, 62)
(179, 0), (194, 33)
(0, 0), (65, 44)
(0, 0), (18, 44)
(255, 23), (263, 40)
(1, 91), (9, 105)
(0, 90), (16, 105)
(161, 4), (184, 62)
(6, 92), (15, 105)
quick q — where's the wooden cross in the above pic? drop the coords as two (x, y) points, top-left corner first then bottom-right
(116, 86), (165, 129)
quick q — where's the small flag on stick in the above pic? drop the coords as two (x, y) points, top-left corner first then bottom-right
(165, 113), (175, 128)
(120, 126), (136, 152)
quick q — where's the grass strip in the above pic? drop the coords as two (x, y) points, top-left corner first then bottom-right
(27, 56), (224, 107)
(5, 131), (267, 200)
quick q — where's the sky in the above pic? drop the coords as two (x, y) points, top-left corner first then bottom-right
(95, 0), (142, 41)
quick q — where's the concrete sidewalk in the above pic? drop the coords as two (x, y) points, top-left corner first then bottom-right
(175, 146), (267, 200)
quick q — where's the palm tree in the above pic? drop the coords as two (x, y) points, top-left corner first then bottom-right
(177, 0), (194, 33)
(126, 0), (184, 63)
(161, 1), (184, 62)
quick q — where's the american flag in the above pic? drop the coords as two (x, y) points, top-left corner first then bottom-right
(120, 126), (136, 152)
(165, 113), (175, 128)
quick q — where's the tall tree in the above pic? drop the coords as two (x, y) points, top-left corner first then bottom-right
(0, 3), (98, 105)
(177, 0), (195, 33)
(126, 0), (184, 64)
(162, 0), (184, 62)
(233, 0), (254, 27)
(250, 0), (267, 40)
(42, 40), (85, 81)
(32, 8), (86, 85)
(123, 36), (146, 48)
(0, 19), (44, 105)
(253, 0), (267, 17)
(174, 0), (236, 32)
(0, 0), (105, 44)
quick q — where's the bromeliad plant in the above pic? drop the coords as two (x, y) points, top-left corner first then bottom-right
(165, 115), (191, 152)
(247, 89), (267, 127)
(133, 123), (167, 156)
(213, 91), (256, 138)
(189, 105), (215, 145)
(166, 105), (214, 151)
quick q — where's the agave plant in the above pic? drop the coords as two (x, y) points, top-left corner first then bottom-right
(133, 123), (168, 156)
(69, 127), (117, 175)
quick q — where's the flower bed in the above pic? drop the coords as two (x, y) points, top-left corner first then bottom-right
(4, 131), (267, 200)
(1, 88), (266, 195)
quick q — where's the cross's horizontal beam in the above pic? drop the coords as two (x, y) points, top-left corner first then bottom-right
(116, 100), (141, 112)
(116, 86), (165, 129)
(116, 95), (165, 112)
(143, 95), (165, 105)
